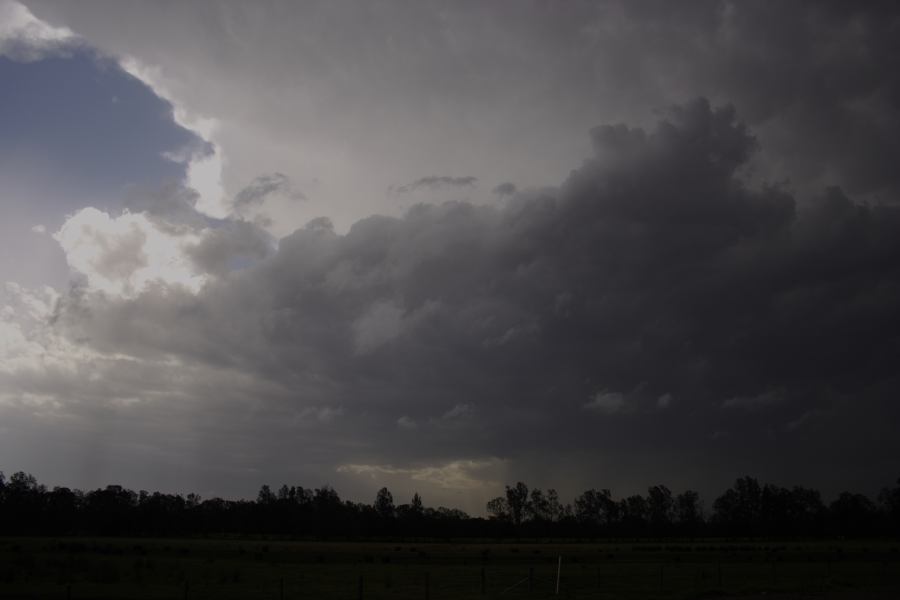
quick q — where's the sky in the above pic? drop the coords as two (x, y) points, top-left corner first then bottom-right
(1, 0), (899, 515)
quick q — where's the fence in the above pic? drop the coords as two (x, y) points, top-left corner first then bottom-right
(1, 554), (899, 599)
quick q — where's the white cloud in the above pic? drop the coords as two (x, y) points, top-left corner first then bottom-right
(30, 224), (46, 234)
(183, 149), (227, 219)
(0, 0), (75, 61)
(0, 316), (45, 374)
(54, 207), (206, 297)
(119, 55), (228, 220)
(0, 282), (101, 375)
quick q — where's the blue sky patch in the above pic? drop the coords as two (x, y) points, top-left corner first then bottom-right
(0, 47), (207, 286)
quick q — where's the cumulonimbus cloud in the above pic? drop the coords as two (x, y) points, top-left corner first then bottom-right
(5, 97), (900, 504)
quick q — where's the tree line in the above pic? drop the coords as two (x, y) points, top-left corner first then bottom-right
(1, 470), (898, 539)
(486, 478), (900, 538)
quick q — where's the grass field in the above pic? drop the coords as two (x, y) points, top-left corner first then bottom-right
(1, 537), (899, 599)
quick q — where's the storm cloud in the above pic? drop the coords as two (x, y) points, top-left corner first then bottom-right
(2, 1), (900, 510)
(2, 96), (894, 507)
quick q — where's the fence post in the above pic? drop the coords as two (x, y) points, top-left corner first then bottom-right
(183, 580), (189, 600)
(555, 556), (562, 595)
(481, 567), (486, 595)
(280, 576), (285, 600)
(358, 574), (364, 600)
(66, 584), (71, 600)
(659, 563), (664, 593)
(717, 561), (722, 589)
(425, 572), (430, 600)
(529, 567), (534, 592)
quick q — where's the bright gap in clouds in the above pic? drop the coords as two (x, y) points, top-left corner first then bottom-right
(118, 55), (228, 220)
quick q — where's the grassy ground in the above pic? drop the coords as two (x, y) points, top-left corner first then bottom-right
(1, 537), (899, 599)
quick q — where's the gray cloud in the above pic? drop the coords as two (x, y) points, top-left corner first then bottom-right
(393, 176), (478, 195)
(233, 173), (305, 211)
(6, 1), (900, 506)
(24, 1), (900, 228)
(492, 182), (517, 197)
(88, 225), (147, 281)
(722, 389), (785, 412)
(184, 220), (273, 276)
(20, 98), (897, 505)
(123, 183), (210, 233)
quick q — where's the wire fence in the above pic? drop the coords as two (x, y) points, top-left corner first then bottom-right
(1, 555), (899, 600)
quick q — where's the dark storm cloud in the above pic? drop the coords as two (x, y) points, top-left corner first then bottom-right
(184, 221), (273, 276)
(492, 182), (517, 197)
(393, 176), (478, 194)
(47, 98), (900, 497)
(614, 1), (900, 199)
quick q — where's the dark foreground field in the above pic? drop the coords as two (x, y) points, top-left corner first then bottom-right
(1, 537), (899, 599)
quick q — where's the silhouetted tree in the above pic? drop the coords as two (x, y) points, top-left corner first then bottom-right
(574, 489), (617, 530)
(760, 484), (792, 535)
(311, 485), (343, 535)
(84, 485), (137, 535)
(486, 496), (509, 521)
(410, 492), (424, 514)
(830, 492), (878, 536)
(3, 472), (46, 534)
(505, 482), (530, 526)
(277, 485), (291, 501)
(647, 485), (674, 534)
(713, 476), (763, 536)
(257, 484), (276, 505)
(435, 506), (469, 520)
(46, 486), (78, 534)
(2, 468), (898, 540)
(787, 486), (826, 535)
(186, 492), (201, 509)
(374, 487), (395, 519)
(620, 494), (649, 534)
(546, 489), (567, 522)
(528, 488), (550, 522)
(396, 492), (424, 533)
(675, 490), (703, 535)
(879, 478), (900, 535)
